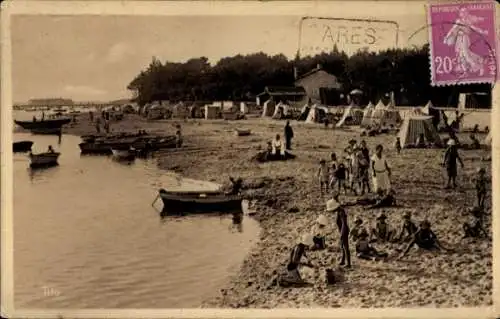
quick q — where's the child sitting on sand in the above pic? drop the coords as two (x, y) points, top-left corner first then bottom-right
(395, 211), (418, 242)
(462, 207), (488, 239)
(350, 218), (366, 241)
(370, 213), (395, 242)
(272, 134), (286, 157)
(473, 167), (488, 209)
(317, 160), (330, 195)
(399, 220), (449, 258)
(311, 214), (328, 250)
(356, 229), (389, 261)
(469, 134), (481, 150)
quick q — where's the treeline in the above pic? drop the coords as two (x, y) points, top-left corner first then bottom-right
(127, 44), (491, 107)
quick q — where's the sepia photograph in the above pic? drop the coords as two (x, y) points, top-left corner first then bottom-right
(1, 0), (498, 317)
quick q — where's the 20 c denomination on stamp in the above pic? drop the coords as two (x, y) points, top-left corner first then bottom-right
(427, 1), (497, 86)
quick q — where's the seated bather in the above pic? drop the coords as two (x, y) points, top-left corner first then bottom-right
(356, 229), (388, 261)
(370, 213), (395, 242)
(400, 220), (449, 257)
(311, 214), (328, 250)
(395, 211), (418, 242)
(350, 218), (366, 241)
(462, 207), (488, 239)
(271, 134), (286, 158)
(469, 134), (481, 150)
(368, 189), (396, 209)
(47, 145), (55, 153)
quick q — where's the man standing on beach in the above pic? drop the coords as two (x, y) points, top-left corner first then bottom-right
(284, 121), (294, 150)
(327, 195), (351, 268)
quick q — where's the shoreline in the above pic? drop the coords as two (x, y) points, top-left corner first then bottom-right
(18, 113), (493, 308)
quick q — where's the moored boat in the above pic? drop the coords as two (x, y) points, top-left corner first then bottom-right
(156, 188), (243, 215)
(13, 141), (34, 152)
(29, 152), (60, 168)
(14, 118), (71, 130)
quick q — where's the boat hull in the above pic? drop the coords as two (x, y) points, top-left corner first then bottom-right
(14, 118), (71, 130)
(158, 190), (243, 215)
(13, 141), (33, 152)
(29, 152), (60, 168)
(30, 128), (62, 135)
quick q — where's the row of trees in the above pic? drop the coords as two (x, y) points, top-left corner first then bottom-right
(127, 44), (491, 107)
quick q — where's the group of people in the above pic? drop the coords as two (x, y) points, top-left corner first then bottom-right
(317, 139), (391, 197)
(278, 190), (489, 287)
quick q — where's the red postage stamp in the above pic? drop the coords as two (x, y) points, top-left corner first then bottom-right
(427, 1), (497, 86)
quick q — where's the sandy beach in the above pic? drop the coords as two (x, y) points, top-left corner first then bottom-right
(61, 112), (492, 308)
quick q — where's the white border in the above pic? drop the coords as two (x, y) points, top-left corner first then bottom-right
(1, 1), (498, 318)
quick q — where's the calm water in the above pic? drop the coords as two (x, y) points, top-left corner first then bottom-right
(13, 127), (260, 308)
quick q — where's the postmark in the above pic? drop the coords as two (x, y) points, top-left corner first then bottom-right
(427, 1), (497, 86)
(298, 17), (399, 56)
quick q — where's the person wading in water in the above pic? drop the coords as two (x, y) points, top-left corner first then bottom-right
(284, 120), (294, 150)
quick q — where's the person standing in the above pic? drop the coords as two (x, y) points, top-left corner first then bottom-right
(358, 140), (371, 194)
(327, 196), (351, 268)
(371, 144), (392, 194)
(442, 139), (464, 189)
(284, 120), (294, 150)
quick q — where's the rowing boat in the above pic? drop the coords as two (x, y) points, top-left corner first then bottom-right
(29, 152), (60, 168)
(157, 188), (243, 215)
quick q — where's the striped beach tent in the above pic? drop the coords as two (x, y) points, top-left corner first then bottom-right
(398, 115), (442, 148)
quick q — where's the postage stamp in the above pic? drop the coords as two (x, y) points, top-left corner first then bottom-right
(427, 1), (497, 86)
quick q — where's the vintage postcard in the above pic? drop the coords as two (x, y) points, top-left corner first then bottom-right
(1, 1), (499, 318)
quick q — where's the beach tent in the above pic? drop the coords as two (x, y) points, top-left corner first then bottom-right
(371, 100), (402, 128)
(205, 105), (221, 119)
(298, 103), (311, 121)
(272, 102), (290, 119)
(240, 102), (249, 114)
(172, 102), (190, 118)
(189, 104), (204, 118)
(483, 131), (492, 146)
(305, 104), (328, 123)
(420, 100), (444, 129)
(262, 99), (276, 117)
(360, 102), (375, 127)
(398, 115), (442, 148)
(336, 105), (364, 127)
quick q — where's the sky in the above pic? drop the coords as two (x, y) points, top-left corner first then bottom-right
(10, 2), (429, 102)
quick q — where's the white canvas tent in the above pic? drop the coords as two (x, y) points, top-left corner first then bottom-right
(371, 100), (402, 128)
(262, 99), (276, 117)
(336, 105), (363, 127)
(305, 104), (329, 123)
(272, 102), (291, 119)
(360, 101), (374, 127)
(298, 103), (311, 121)
(205, 105), (221, 119)
(398, 115), (442, 148)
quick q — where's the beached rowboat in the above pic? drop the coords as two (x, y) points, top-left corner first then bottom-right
(14, 118), (71, 130)
(157, 189), (243, 215)
(13, 141), (34, 152)
(29, 152), (60, 168)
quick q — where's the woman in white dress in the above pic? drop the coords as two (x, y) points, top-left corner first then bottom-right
(371, 144), (392, 194)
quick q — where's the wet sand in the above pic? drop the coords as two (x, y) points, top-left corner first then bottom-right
(63, 113), (492, 308)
